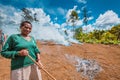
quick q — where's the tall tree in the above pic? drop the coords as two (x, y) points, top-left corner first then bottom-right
(21, 8), (34, 22)
(82, 7), (92, 26)
(68, 10), (79, 31)
(21, 8), (39, 22)
(83, 8), (88, 25)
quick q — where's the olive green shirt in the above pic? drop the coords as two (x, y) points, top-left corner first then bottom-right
(1, 34), (40, 70)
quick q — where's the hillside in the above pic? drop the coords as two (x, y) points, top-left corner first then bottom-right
(0, 41), (120, 80)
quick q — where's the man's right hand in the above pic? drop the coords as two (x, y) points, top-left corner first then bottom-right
(18, 49), (29, 56)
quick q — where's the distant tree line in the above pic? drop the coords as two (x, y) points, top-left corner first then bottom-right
(74, 24), (120, 44)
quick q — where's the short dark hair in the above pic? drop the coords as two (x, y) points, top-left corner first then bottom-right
(20, 21), (32, 28)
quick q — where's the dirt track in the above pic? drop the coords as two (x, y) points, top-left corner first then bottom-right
(0, 42), (120, 80)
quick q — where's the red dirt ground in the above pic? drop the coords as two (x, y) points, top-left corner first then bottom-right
(0, 41), (120, 80)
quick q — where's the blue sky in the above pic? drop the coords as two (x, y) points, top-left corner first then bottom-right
(0, 0), (120, 32)
(0, 0), (120, 45)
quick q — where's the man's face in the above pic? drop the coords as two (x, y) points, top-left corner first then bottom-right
(20, 23), (32, 35)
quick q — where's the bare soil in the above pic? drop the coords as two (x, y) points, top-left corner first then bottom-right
(0, 41), (120, 80)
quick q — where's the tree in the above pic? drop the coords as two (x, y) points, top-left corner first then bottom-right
(83, 8), (88, 25)
(74, 27), (86, 42)
(21, 8), (38, 22)
(68, 10), (79, 31)
(109, 24), (120, 40)
(21, 8), (34, 22)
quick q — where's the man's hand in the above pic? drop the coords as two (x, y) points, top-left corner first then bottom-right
(18, 49), (29, 56)
(36, 54), (44, 68)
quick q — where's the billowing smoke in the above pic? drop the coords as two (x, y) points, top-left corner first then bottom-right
(0, 4), (80, 46)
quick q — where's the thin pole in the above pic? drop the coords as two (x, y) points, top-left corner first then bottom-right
(28, 55), (57, 80)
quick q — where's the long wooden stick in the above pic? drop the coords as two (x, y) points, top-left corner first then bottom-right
(28, 55), (57, 80)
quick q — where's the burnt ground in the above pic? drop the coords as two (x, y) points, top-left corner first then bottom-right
(0, 41), (120, 80)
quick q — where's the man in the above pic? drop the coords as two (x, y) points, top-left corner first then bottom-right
(1, 21), (42, 80)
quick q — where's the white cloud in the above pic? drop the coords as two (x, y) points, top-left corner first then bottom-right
(77, 10), (81, 14)
(73, 5), (78, 10)
(75, 20), (83, 26)
(77, 0), (87, 4)
(57, 7), (67, 16)
(54, 17), (58, 21)
(94, 10), (120, 30)
(47, 7), (67, 16)
(65, 6), (83, 27)
(88, 16), (94, 21)
(0, 4), (22, 26)
(61, 23), (67, 28)
(29, 8), (51, 24)
(47, 8), (56, 15)
(81, 6), (87, 10)
(82, 24), (94, 32)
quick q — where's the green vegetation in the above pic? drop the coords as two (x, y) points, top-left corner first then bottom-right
(74, 24), (120, 45)
(67, 9), (120, 45)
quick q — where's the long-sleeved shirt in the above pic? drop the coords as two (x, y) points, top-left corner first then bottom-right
(1, 34), (40, 70)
